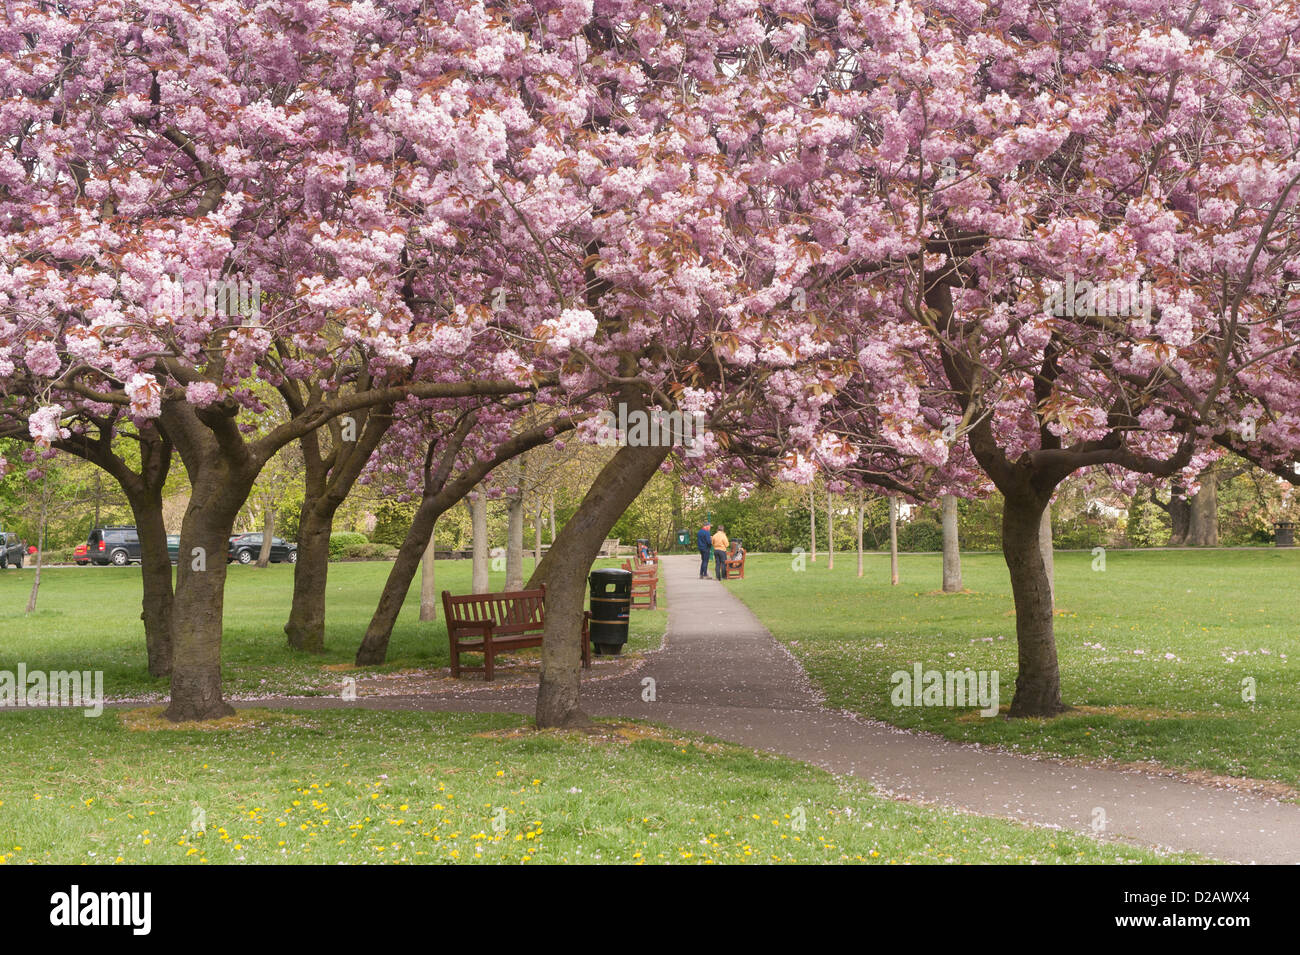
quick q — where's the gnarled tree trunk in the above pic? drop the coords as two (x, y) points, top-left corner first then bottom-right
(1186, 472), (1219, 546)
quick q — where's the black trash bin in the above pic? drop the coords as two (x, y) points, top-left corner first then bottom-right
(589, 568), (632, 655)
(1276, 522), (1296, 547)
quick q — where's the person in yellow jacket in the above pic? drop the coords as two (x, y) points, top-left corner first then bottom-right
(711, 526), (730, 580)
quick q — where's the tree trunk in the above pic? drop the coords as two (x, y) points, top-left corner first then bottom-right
(420, 522), (437, 622)
(549, 494), (556, 543)
(470, 492), (489, 594)
(506, 464), (524, 591)
(357, 493), (451, 665)
(354, 415), (576, 666)
(941, 494), (962, 593)
(284, 402), (393, 652)
(57, 424), (175, 677)
(1002, 493), (1066, 717)
(118, 480), (175, 675)
(255, 505), (274, 567)
(131, 491), (175, 676)
(531, 442), (672, 728)
(889, 496), (899, 586)
(809, 485), (817, 562)
(826, 492), (834, 570)
(1186, 472), (1219, 546)
(856, 493), (864, 578)
(534, 502), (544, 564)
(164, 473), (247, 722)
(284, 502), (332, 652)
(1161, 485), (1191, 546)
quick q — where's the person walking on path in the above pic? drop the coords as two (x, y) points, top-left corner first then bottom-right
(696, 522), (713, 579)
(711, 525), (730, 580)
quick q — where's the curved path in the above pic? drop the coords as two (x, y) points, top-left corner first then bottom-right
(254, 554), (1300, 863)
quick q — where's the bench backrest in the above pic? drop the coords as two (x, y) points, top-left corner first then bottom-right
(443, 587), (546, 632)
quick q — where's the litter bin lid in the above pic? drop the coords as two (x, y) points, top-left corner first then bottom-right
(590, 568), (633, 582)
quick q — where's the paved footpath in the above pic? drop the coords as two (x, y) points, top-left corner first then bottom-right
(249, 555), (1300, 863)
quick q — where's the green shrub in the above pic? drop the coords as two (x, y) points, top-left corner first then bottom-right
(341, 542), (398, 561)
(371, 500), (416, 547)
(329, 532), (368, 559)
(896, 520), (944, 552)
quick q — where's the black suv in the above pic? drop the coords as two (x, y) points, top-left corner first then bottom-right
(87, 526), (141, 566)
(228, 533), (297, 564)
(0, 531), (25, 569)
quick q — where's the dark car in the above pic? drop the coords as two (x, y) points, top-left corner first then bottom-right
(87, 526), (140, 566)
(0, 531), (25, 569)
(228, 533), (297, 564)
(167, 534), (181, 565)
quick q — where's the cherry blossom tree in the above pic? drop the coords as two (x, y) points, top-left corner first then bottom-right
(779, 0), (1300, 715)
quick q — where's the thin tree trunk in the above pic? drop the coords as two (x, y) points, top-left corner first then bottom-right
(354, 416), (574, 666)
(856, 492), (864, 578)
(534, 502), (544, 564)
(549, 494), (556, 543)
(419, 520), (438, 622)
(826, 492), (834, 570)
(470, 491), (489, 594)
(1003, 493), (1065, 717)
(255, 505), (274, 567)
(889, 495), (899, 586)
(941, 494), (962, 593)
(531, 441), (672, 728)
(809, 485), (817, 562)
(506, 461), (524, 591)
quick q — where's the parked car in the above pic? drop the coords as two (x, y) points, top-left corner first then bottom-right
(167, 534), (181, 564)
(0, 531), (25, 569)
(73, 542), (90, 565)
(87, 526), (141, 566)
(228, 533), (297, 564)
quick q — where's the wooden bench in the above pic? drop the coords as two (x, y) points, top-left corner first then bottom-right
(620, 559), (659, 610)
(725, 547), (746, 579)
(441, 585), (591, 680)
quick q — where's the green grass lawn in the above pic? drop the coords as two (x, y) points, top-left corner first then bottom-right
(0, 559), (665, 700)
(727, 550), (1300, 787)
(0, 708), (1196, 864)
